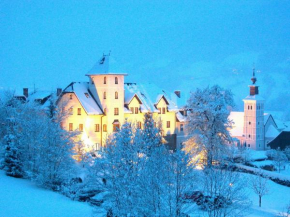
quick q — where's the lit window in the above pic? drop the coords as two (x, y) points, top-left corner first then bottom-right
(103, 124), (107, 132)
(162, 108), (165, 114)
(104, 77), (106, 84)
(115, 92), (118, 99)
(115, 77), (118, 84)
(130, 107), (134, 114)
(114, 108), (119, 115)
(79, 124), (83, 132)
(104, 92), (106, 99)
(95, 124), (100, 132)
(135, 107), (139, 114)
(167, 121), (170, 128)
(180, 124), (184, 132)
(78, 108), (81, 115)
(69, 123), (73, 131)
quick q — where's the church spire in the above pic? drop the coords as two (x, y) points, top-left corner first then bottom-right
(249, 65), (259, 96)
(251, 64), (257, 85)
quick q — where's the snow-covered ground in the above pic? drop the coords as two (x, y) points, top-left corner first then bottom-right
(1, 169), (290, 217)
(0, 170), (94, 217)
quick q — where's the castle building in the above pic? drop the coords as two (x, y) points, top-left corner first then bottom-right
(58, 54), (189, 153)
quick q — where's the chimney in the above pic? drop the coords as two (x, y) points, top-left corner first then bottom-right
(57, 88), (62, 96)
(174, 90), (181, 98)
(23, 88), (28, 98)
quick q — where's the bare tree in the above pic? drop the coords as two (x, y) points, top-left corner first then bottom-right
(249, 172), (269, 208)
(273, 150), (288, 173)
(199, 166), (251, 217)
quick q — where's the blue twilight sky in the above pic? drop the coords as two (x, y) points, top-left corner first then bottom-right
(1, 1), (290, 113)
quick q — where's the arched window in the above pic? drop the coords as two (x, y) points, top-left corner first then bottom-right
(104, 77), (107, 84)
(115, 77), (118, 84)
(115, 91), (118, 99)
(103, 92), (106, 99)
(103, 124), (107, 132)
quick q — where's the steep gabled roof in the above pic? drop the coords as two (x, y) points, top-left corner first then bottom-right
(124, 83), (179, 113)
(63, 82), (103, 115)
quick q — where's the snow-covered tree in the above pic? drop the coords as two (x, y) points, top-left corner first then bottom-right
(168, 148), (196, 217)
(285, 146), (290, 161)
(249, 172), (269, 208)
(273, 150), (288, 173)
(94, 113), (197, 217)
(200, 166), (250, 217)
(94, 121), (144, 216)
(186, 85), (234, 167)
(3, 134), (23, 178)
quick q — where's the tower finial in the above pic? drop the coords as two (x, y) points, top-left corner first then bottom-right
(251, 63), (257, 85)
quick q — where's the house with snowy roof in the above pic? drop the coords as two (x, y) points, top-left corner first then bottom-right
(228, 69), (285, 150)
(57, 54), (189, 153)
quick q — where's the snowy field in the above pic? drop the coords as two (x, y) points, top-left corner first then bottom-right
(0, 171), (94, 217)
(1, 169), (290, 217)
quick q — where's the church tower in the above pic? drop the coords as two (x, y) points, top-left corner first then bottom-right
(243, 67), (265, 150)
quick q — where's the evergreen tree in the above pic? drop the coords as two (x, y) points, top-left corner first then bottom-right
(4, 134), (23, 178)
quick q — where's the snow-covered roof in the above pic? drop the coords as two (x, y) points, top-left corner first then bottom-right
(63, 82), (103, 115)
(244, 94), (265, 101)
(265, 125), (280, 138)
(28, 91), (52, 101)
(169, 90), (189, 109)
(86, 55), (127, 76)
(228, 111), (244, 137)
(124, 83), (179, 113)
(176, 112), (187, 122)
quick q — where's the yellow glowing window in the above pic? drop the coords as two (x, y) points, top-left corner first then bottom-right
(103, 124), (107, 132)
(95, 124), (100, 132)
(78, 108), (81, 115)
(167, 121), (170, 128)
(79, 124), (83, 132)
(69, 123), (73, 131)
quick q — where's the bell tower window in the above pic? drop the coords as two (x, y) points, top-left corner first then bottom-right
(115, 77), (118, 84)
(104, 92), (106, 99)
(115, 92), (118, 99)
(104, 77), (107, 84)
